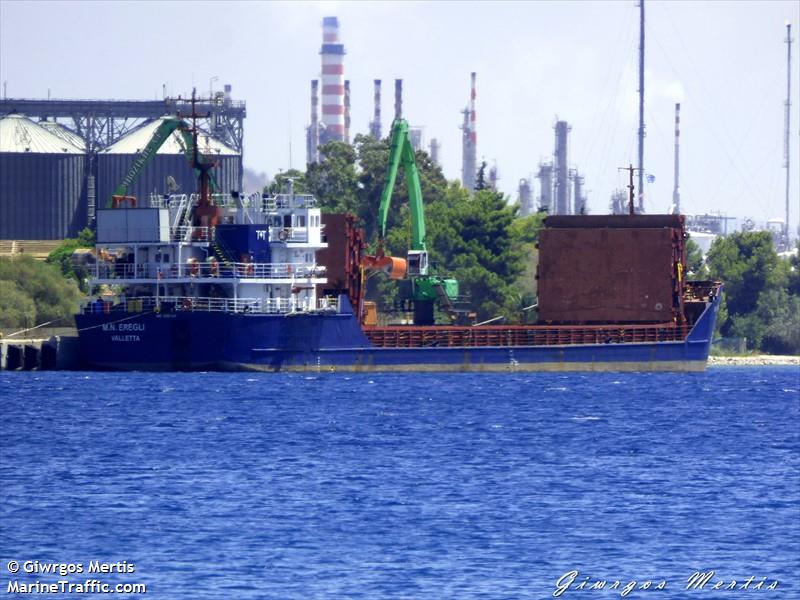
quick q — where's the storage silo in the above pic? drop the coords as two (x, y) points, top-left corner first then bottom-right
(38, 121), (86, 151)
(96, 117), (240, 210)
(0, 114), (87, 239)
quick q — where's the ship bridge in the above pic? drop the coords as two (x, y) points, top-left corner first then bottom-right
(87, 191), (329, 314)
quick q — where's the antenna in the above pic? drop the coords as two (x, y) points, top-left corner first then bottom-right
(783, 23), (793, 251)
(672, 103), (681, 214)
(637, 0), (646, 213)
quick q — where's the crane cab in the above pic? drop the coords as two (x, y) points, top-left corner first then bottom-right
(407, 250), (429, 276)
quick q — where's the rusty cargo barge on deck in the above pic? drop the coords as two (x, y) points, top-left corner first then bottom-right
(76, 196), (721, 372)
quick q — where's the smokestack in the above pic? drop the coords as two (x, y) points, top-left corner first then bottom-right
(461, 72), (477, 190)
(394, 79), (402, 121)
(344, 79), (351, 144)
(537, 161), (553, 212)
(672, 102), (681, 215)
(320, 16), (345, 143)
(306, 79), (320, 164)
(573, 170), (586, 214)
(519, 178), (533, 217)
(553, 120), (571, 214)
(470, 72), (477, 149)
(370, 79), (382, 139)
(311, 79), (319, 128)
(429, 138), (440, 166)
(489, 163), (498, 191)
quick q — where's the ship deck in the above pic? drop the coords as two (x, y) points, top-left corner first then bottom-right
(363, 322), (690, 348)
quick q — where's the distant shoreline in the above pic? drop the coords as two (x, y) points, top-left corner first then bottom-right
(708, 355), (799, 366)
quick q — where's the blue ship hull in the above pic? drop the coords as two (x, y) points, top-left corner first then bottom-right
(75, 293), (720, 372)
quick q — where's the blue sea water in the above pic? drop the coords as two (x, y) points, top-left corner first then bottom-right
(1, 368), (798, 599)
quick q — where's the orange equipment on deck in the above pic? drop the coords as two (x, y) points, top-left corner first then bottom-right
(111, 196), (137, 209)
(361, 244), (407, 280)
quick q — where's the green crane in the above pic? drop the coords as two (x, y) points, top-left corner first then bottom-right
(108, 116), (217, 208)
(364, 119), (459, 325)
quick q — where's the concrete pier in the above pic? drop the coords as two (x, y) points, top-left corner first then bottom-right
(0, 336), (80, 371)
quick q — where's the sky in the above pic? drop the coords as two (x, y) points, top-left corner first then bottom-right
(1, 0), (798, 235)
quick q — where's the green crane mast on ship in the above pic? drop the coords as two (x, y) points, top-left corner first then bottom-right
(366, 118), (459, 325)
(109, 112), (218, 208)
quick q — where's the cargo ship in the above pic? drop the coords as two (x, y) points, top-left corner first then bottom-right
(75, 98), (720, 372)
(75, 188), (721, 372)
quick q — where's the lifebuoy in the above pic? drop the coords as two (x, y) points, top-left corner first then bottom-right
(182, 298), (193, 310)
(278, 229), (289, 242)
(287, 264), (293, 275)
(246, 263), (254, 276)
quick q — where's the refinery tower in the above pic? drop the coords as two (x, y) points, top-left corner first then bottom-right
(308, 16), (347, 163)
(320, 17), (346, 144)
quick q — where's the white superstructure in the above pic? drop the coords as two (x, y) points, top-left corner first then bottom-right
(87, 191), (331, 315)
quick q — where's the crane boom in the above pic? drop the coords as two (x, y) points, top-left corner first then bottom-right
(108, 116), (217, 208)
(377, 119), (426, 251)
(110, 117), (182, 205)
(362, 118), (462, 325)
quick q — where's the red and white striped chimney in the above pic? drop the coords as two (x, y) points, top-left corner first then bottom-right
(320, 16), (345, 142)
(344, 80), (351, 144)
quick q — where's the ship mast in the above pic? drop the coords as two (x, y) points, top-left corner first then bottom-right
(620, 164), (639, 216)
(187, 89), (214, 207)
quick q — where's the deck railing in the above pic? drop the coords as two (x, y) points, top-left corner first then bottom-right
(149, 192), (317, 211)
(170, 226), (214, 242)
(92, 261), (325, 280)
(80, 295), (338, 316)
(264, 194), (317, 210)
(81, 295), (338, 315)
(364, 323), (690, 348)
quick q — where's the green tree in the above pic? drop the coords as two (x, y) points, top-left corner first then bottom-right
(706, 231), (799, 354)
(0, 280), (37, 329)
(787, 240), (800, 296)
(305, 141), (359, 214)
(508, 212), (546, 321)
(447, 189), (527, 319)
(47, 227), (95, 291)
(684, 238), (706, 279)
(706, 231), (781, 320)
(0, 256), (82, 328)
(266, 169), (307, 195)
(353, 133), (392, 240)
(757, 287), (800, 355)
(475, 161), (488, 191)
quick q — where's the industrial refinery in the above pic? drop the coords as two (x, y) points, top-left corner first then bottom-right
(0, 11), (796, 253)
